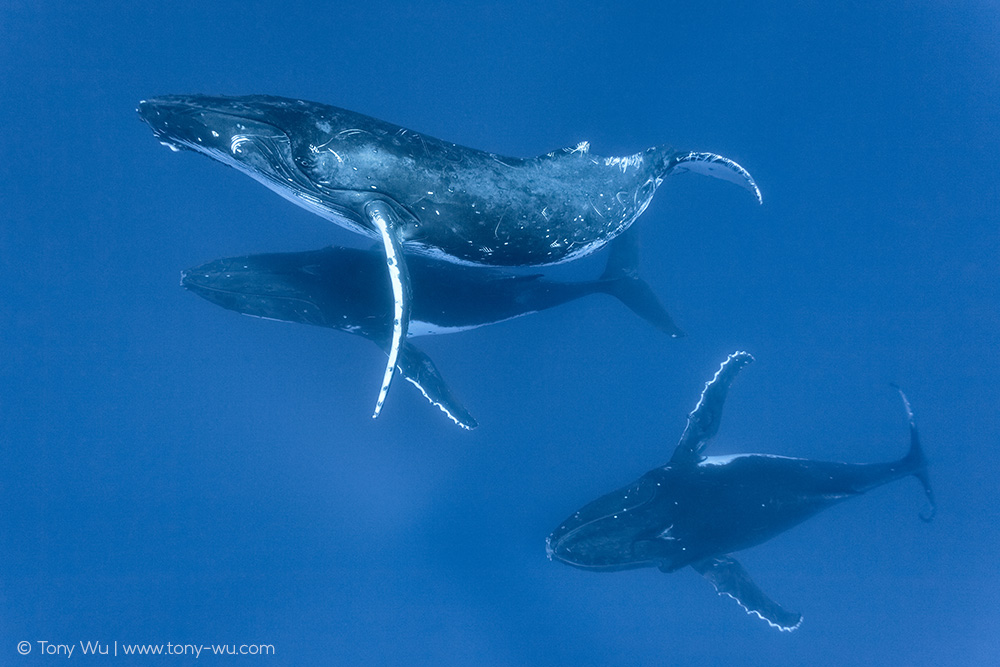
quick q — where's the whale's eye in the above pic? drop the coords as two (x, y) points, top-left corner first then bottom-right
(293, 139), (345, 182)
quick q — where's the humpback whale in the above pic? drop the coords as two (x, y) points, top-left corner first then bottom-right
(181, 230), (679, 429)
(546, 352), (935, 630)
(138, 95), (760, 418)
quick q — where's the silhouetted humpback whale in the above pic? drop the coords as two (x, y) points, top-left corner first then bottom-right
(547, 352), (935, 630)
(181, 230), (679, 429)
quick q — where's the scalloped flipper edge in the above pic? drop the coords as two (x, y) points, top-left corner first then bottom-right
(692, 555), (803, 632)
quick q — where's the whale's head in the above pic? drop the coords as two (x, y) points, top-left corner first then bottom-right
(180, 247), (388, 333)
(546, 472), (680, 571)
(181, 251), (334, 328)
(138, 95), (372, 233)
(138, 96), (307, 176)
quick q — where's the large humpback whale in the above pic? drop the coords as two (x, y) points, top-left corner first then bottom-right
(546, 352), (935, 630)
(138, 95), (760, 418)
(181, 230), (679, 429)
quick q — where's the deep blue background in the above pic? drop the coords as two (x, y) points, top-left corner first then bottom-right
(2, 2), (997, 664)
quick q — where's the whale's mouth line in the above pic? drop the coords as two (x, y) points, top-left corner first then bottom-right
(182, 279), (310, 304)
(140, 97), (280, 124)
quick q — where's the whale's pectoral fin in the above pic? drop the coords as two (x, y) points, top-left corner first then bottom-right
(670, 351), (754, 464)
(692, 556), (802, 632)
(365, 200), (413, 420)
(668, 152), (762, 204)
(598, 227), (684, 337)
(396, 341), (478, 430)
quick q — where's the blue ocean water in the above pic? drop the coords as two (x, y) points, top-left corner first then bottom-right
(2, 2), (997, 664)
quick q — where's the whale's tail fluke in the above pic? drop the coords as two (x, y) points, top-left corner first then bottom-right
(596, 229), (685, 338)
(667, 151), (762, 204)
(892, 384), (936, 522)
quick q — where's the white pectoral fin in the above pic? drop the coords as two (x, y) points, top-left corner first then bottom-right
(670, 152), (762, 204)
(692, 556), (802, 632)
(365, 200), (413, 420)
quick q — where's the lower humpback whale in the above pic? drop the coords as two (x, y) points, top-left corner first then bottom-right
(546, 352), (935, 630)
(181, 230), (679, 429)
(138, 94), (760, 418)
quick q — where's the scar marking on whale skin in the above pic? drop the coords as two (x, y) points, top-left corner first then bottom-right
(589, 197), (606, 219)
(604, 154), (644, 174)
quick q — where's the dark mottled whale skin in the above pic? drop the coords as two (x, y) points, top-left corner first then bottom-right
(138, 94), (759, 419)
(546, 352), (935, 630)
(181, 231), (680, 429)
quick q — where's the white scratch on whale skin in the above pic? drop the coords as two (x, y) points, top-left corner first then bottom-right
(230, 135), (253, 154)
(604, 153), (644, 173)
(337, 128), (370, 138)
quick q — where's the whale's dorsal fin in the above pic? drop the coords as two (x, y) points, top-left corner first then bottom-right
(539, 141), (593, 160)
(559, 141), (591, 155)
(365, 199), (412, 420)
(670, 351), (754, 464)
(692, 555), (802, 632)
